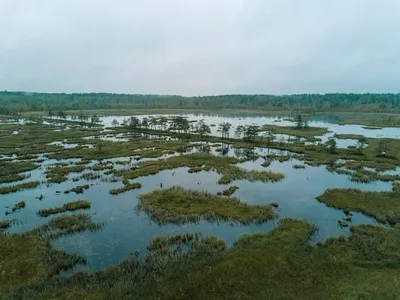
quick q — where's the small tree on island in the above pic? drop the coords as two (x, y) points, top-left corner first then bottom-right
(111, 119), (119, 128)
(326, 137), (337, 154)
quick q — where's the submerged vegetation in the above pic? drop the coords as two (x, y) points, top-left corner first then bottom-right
(37, 200), (91, 217)
(137, 186), (275, 224)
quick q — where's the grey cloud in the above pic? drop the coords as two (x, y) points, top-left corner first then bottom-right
(0, 0), (399, 95)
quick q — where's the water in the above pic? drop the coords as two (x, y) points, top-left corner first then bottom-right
(1, 113), (399, 272)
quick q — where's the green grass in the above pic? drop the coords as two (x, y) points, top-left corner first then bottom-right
(316, 184), (400, 224)
(0, 181), (41, 195)
(339, 118), (400, 127)
(260, 124), (328, 141)
(222, 186), (239, 196)
(137, 186), (275, 224)
(0, 174), (27, 184)
(45, 165), (86, 184)
(7, 218), (400, 299)
(0, 220), (11, 229)
(109, 182), (142, 195)
(0, 160), (38, 177)
(37, 200), (91, 217)
(12, 201), (26, 212)
(123, 152), (284, 185)
(293, 164), (306, 169)
(64, 184), (90, 194)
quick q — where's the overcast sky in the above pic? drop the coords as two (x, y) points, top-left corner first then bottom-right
(1, 0), (399, 96)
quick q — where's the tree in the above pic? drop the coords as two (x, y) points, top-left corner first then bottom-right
(111, 119), (119, 127)
(128, 116), (140, 129)
(235, 125), (245, 139)
(90, 115), (101, 128)
(169, 117), (190, 134)
(356, 136), (367, 153)
(218, 122), (232, 138)
(195, 120), (211, 138)
(141, 117), (149, 129)
(57, 111), (66, 120)
(295, 114), (304, 128)
(149, 117), (158, 130)
(326, 137), (337, 154)
(158, 117), (169, 131)
(243, 125), (258, 142)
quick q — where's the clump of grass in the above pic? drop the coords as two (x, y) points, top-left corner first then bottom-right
(222, 186), (239, 196)
(109, 182), (141, 195)
(0, 174), (27, 184)
(37, 200), (91, 217)
(137, 186), (275, 224)
(64, 184), (90, 194)
(12, 201), (26, 212)
(0, 220), (10, 229)
(293, 164), (306, 169)
(317, 185), (400, 225)
(0, 181), (40, 195)
(261, 161), (270, 167)
(45, 165), (86, 183)
(123, 152), (284, 185)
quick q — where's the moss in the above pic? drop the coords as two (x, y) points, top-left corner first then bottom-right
(0, 181), (40, 195)
(222, 186), (239, 196)
(316, 185), (400, 224)
(109, 182), (142, 195)
(293, 164), (306, 169)
(137, 186), (275, 224)
(12, 201), (26, 212)
(37, 200), (91, 217)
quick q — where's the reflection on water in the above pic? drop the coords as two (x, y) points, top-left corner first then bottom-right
(0, 112), (399, 272)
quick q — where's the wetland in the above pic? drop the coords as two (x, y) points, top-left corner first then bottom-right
(1, 111), (400, 299)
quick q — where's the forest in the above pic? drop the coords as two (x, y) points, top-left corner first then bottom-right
(0, 91), (400, 114)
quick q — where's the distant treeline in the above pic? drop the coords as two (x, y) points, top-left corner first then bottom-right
(0, 91), (400, 115)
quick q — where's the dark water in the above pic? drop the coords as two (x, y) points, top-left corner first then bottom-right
(0, 114), (398, 272)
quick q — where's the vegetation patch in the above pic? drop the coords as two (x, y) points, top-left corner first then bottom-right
(293, 164), (306, 169)
(0, 220), (11, 229)
(0, 181), (40, 195)
(123, 152), (284, 185)
(8, 218), (400, 299)
(109, 182), (142, 195)
(37, 200), (91, 217)
(137, 186), (275, 224)
(12, 201), (26, 212)
(45, 165), (86, 184)
(316, 184), (400, 224)
(64, 184), (90, 194)
(222, 186), (239, 196)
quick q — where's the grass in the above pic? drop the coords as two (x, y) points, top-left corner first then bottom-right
(109, 182), (142, 195)
(316, 184), (400, 224)
(339, 118), (400, 127)
(0, 220), (11, 229)
(6, 218), (400, 299)
(0, 181), (41, 195)
(0, 174), (27, 184)
(261, 161), (270, 167)
(293, 164), (306, 169)
(0, 160), (38, 177)
(0, 212), (105, 293)
(64, 184), (90, 194)
(137, 186), (275, 224)
(33, 213), (104, 240)
(260, 124), (328, 141)
(45, 165), (86, 184)
(37, 200), (91, 217)
(123, 152), (284, 185)
(222, 186), (239, 196)
(12, 201), (26, 212)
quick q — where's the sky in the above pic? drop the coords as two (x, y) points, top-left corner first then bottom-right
(1, 0), (400, 96)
